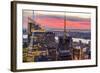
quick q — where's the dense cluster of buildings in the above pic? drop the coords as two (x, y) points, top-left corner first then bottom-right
(23, 18), (91, 62)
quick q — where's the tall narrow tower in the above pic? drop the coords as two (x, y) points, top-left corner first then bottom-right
(27, 11), (35, 50)
(64, 12), (67, 41)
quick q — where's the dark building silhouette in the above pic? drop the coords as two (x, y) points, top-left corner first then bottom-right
(58, 36), (73, 60)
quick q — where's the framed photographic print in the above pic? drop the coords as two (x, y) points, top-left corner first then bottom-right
(11, 1), (98, 72)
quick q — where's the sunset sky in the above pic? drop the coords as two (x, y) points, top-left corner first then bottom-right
(23, 10), (91, 30)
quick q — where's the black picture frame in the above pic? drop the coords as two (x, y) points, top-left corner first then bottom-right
(11, 1), (98, 72)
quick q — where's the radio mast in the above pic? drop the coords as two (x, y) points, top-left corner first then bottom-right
(64, 12), (67, 40)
